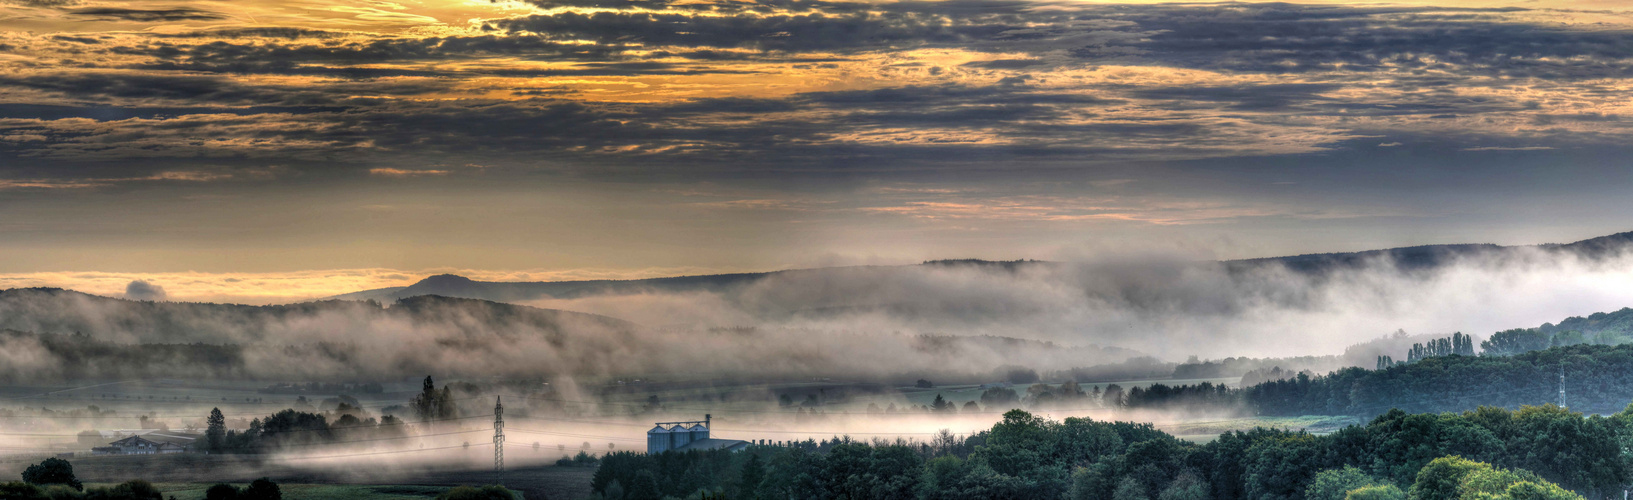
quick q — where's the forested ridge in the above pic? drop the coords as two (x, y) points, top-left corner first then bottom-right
(1121, 343), (1633, 418)
(591, 404), (1627, 500)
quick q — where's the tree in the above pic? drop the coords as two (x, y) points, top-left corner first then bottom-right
(242, 478), (281, 500)
(980, 387), (1020, 408)
(1409, 456), (1581, 500)
(627, 470), (661, 500)
(1343, 485), (1404, 500)
(931, 394), (952, 413)
(1458, 465), (1580, 500)
(413, 375), (441, 422)
(258, 409), (330, 446)
(205, 483), (240, 500)
(207, 407), (226, 452)
(1157, 472), (1208, 500)
(740, 453), (765, 494)
(21, 458), (81, 491)
(1102, 384), (1126, 408)
(1113, 476), (1149, 500)
(1408, 456), (1490, 500)
(1481, 329), (1551, 356)
(1243, 434), (1324, 500)
(1305, 466), (1382, 500)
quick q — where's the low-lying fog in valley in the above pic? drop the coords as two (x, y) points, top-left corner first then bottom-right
(2, 241), (1632, 382)
(3, 237), (1633, 485)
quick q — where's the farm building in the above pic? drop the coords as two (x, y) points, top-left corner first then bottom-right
(90, 431), (199, 455)
(646, 415), (749, 454)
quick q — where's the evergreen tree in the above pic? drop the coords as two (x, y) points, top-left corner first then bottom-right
(740, 453), (765, 495)
(206, 407), (226, 452)
(413, 376), (438, 422)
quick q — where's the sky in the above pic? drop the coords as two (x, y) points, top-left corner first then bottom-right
(3, 0), (1633, 303)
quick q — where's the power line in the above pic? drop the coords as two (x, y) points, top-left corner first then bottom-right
(279, 441), (492, 461)
(506, 427), (645, 443)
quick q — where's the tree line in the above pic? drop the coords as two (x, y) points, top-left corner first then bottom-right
(589, 402), (1624, 499)
(202, 375), (471, 453)
(1118, 343), (1633, 418)
(3, 456), (510, 500)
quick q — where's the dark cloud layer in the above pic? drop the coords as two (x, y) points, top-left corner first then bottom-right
(3, 1), (1633, 183)
(68, 7), (224, 21)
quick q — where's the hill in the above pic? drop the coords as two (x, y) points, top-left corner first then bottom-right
(0, 287), (635, 344)
(0, 288), (1143, 382)
(333, 232), (1633, 305)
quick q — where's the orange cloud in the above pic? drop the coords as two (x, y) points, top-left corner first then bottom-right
(369, 167), (451, 177)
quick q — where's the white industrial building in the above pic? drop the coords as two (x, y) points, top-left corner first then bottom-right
(646, 415), (749, 454)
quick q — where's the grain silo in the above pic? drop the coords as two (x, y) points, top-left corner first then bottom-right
(648, 414), (746, 454)
(646, 425), (674, 454)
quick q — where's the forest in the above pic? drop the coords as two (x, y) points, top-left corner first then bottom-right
(1118, 343), (1633, 417)
(588, 404), (1620, 500)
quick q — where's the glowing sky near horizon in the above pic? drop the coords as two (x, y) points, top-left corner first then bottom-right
(4, 0), (1633, 294)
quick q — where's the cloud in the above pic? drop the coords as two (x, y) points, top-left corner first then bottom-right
(67, 7), (224, 22)
(1130, 83), (1342, 111)
(0, 267), (731, 304)
(123, 280), (167, 301)
(369, 168), (450, 177)
(496, 10), (1016, 52)
(0, 170), (234, 190)
(1462, 146), (1556, 151)
(0, 73), (267, 103)
(2, 1), (1633, 183)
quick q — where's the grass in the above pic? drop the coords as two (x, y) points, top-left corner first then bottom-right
(1160, 415), (1362, 437)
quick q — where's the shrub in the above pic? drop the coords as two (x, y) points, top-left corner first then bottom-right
(21, 458), (81, 491)
(205, 483), (240, 500)
(102, 480), (164, 500)
(0, 481), (46, 500)
(241, 478), (280, 500)
(435, 485), (515, 500)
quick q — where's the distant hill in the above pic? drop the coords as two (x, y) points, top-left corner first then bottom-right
(1229, 230), (1633, 274)
(0, 287), (636, 345)
(331, 232), (1633, 305)
(0, 288), (1145, 381)
(330, 270), (789, 303)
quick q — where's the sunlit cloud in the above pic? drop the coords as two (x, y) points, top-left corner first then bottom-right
(0, 266), (737, 304)
(369, 167), (451, 177)
(2, 0), (1633, 274)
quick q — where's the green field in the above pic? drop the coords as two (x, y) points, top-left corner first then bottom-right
(1158, 414), (1361, 437)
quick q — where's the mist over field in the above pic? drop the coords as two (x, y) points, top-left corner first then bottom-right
(527, 245), (1633, 359)
(0, 237), (1630, 383)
